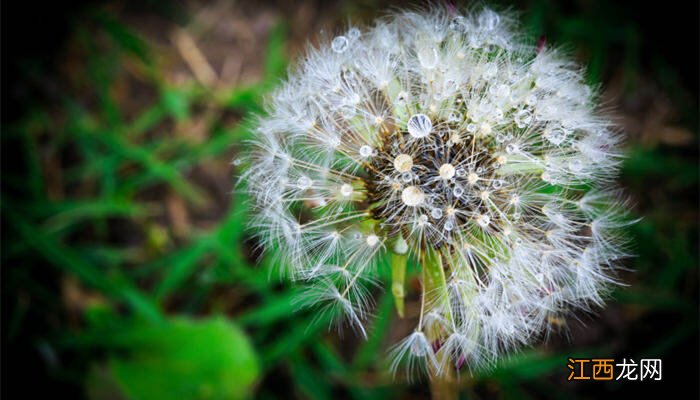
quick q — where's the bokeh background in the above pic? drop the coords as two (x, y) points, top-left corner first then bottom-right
(2, 1), (698, 399)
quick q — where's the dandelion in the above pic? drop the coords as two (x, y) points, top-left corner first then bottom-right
(242, 6), (633, 378)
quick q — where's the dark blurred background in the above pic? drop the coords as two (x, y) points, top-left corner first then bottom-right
(2, 1), (698, 399)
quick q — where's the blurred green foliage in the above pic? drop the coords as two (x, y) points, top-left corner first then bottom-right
(2, 1), (697, 399)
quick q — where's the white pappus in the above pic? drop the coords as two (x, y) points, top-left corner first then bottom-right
(241, 6), (634, 378)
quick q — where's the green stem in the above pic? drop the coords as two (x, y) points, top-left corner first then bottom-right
(391, 252), (407, 318)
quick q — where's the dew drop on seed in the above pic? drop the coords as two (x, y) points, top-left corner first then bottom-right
(515, 109), (532, 128)
(444, 220), (454, 231)
(401, 172), (413, 183)
(431, 208), (443, 219)
(297, 176), (312, 189)
(417, 47), (438, 69)
(477, 214), (491, 228)
(492, 180), (504, 189)
(544, 127), (566, 145)
(347, 27), (360, 40)
(506, 143), (518, 154)
(453, 185), (464, 197)
(340, 183), (353, 197)
(407, 114), (433, 138)
(366, 234), (379, 247)
(331, 36), (349, 53)
(359, 145), (373, 158)
(466, 123), (477, 132)
(232, 158), (242, 166)
(329, 136), (341, 148)
(478, 9), (501, 30)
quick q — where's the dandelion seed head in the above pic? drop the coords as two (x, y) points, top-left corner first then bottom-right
(243, 5), (633, 378)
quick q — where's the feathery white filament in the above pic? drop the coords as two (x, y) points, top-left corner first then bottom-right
(244, 5), (632, 378)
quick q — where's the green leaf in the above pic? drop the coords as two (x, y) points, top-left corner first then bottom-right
(87, 317), (259, 400)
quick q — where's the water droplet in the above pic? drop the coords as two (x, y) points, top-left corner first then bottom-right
(359, 145), (373, 158)
(466, 123), (477, 132)
(347, 27), (361, 40)
(456, 168), (466, 177)
(297, 176), (312, 189)
(444, 220), (454, 231)
(418, 214), (429, 225)
(417, 47), (438, 69)
(477, 214), (491, 228)
(232, 158), (242, 166)
(331, 36), (349, 53)
(407, 114), (433, 138)
(506, 143), (518, 154)
(514, 109), (532, 128)
(544, 127), (567, 145)
(478, 9), (501, 31)
(401, 172), (413, 183)
(366, 234), (379, 247)
(431, 208), (443, 219)
(453, 185), (464, 197)
(340, 184), (353, 197)
(328, 136), (341, 148)
(439, 163), (456, 180)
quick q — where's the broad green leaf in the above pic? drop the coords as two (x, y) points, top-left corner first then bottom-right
(87, 317), (259, 400)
